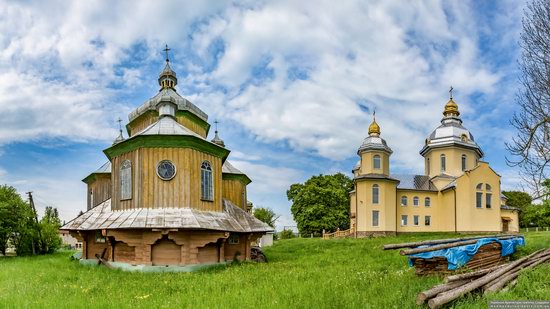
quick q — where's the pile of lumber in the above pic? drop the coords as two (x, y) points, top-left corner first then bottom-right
(416, 248), (550, 308)
(383, 234), (518, 275)
(411, 242), (507, 275)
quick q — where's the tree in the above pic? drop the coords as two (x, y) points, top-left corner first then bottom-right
(279, 229), (295, 239)
(253, 207), (279, 228)
(287, 173), (353, 236)
(39, 206), (62, 253)
(0, 185), (30, 255)
(502, 191), (532, 211)
(506, 0), (550, 199)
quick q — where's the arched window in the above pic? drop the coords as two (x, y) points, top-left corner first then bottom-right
(401, 196), (408, 206)
(372, 184), (379, 204)
(413, 196), (419, 206)
(461, 154), (467, 171)
(485, 184), (492, 209)
(476, 183), (483, 208)
(425, 197), (431, 207)
(373, 155), (381, 169)
(201, 161), (213, 201)
(486, 184), (492, 191)
(440, 154), (446, 172)
(120, 160), (132, 200)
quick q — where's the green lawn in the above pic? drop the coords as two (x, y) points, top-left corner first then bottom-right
(1, 232), (549, 308)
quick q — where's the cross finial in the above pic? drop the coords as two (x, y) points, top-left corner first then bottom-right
(449, 86), (454, 100)
(117, 117), (123, 134)
(214, 119), (219, 133)
(163, 44), (171, 63)
(373, 109), (376, 120)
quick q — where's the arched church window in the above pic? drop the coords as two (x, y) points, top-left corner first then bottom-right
(440, 154), (446, 173)
(425, 197), (431, 207)
(120, 160), (132, 200)
(486, 184), (492, 191)
(373, 155), (381, 169)
(401, 196), (408, 206)
(461, 154), (467, 171)
(413, 196), (419, 206)
(201, 161), (213, 201)
(476, 183), (483, 208)
(372, 184), (379, 204)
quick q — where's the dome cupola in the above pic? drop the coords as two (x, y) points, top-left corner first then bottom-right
(358, 112), (392, 155)
(158, 44), (177, 90)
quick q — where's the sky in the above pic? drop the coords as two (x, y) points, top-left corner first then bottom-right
(0, 0), (528, 230)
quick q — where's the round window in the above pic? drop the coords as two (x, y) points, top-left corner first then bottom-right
(157, 160), (176, 180)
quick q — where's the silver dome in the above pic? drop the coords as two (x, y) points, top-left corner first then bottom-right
(420, 116), (483, 157)
(357, 136), (393, 155)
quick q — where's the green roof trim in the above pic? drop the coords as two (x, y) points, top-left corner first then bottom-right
(126, 110), (159, 136)
(82, 172), (110, 184)
(103, 135), (230, 160)
(222, 173), (252, 185)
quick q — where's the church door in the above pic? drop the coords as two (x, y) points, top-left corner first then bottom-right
(502, 219), (509, 232)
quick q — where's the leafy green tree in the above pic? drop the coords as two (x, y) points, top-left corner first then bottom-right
(502, 191), (532, 211)
(39, 206), (62, 253)
(279, 229), (295, 239)
(0, 185), (31, 255)
(522, 202), (550, 227)
(253, 207), (279, 228)
(287, 173), (353, 236)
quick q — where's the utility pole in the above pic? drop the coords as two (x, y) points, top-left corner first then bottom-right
(26, 192), (44, 254)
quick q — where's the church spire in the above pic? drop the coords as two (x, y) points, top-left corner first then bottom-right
(158, 44), (177, 90)
(368, 110), (381, 136)
(443, 86), (460, 117)
(211, 120), (225, 147)
(113, 117), (125, 145)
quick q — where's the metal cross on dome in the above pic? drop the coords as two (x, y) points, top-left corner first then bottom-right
(214, 120), (219, 132)
(163, 44), (171, 62)
(449, 86), (454, 100)
(117, 117), (123, 133)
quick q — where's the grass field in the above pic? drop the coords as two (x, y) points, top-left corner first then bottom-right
(1, 232), (549, 308)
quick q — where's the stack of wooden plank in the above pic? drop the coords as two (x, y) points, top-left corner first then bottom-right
(411, 242), (508, 275)
(416, 248), (550, 308)
(383, 234), (518, 276)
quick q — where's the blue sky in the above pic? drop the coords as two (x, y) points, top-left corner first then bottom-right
(0, 0), (527, 229)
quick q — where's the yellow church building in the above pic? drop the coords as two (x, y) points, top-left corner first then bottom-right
(350, 95), (520, 236)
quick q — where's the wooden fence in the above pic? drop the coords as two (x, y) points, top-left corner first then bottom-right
(322, 228), (354, 239)
(521, 227), (550, 232)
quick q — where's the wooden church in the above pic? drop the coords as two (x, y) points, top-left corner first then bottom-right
(61, 49), (272, 267)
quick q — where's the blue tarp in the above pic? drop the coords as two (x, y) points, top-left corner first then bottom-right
(407, 237), (525, 270)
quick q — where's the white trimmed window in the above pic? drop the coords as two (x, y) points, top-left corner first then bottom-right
(372, 210), (379, 227)
(425, 197), (431, 207)
(372, 184), (379, 204)
(201, 161), (213, 201)
(401, 196), (408, 206)
(413, 215), (419, 226)
(401, 215), (408, 226)
(413, 196), (419, 207)
(440, 154), (446, 173)
(461, 154), (467, 171)
(425, 216), (431, 226)
(120, 160), (132, 200)
(373, 155), (381, 169)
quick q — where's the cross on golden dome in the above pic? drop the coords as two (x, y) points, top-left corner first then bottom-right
(443, 86), (460, 117)
(368, 110), (381, 136)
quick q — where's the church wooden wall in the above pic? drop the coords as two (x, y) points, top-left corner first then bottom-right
(128, 112), (207, 138)
(114, 242), (135, 263)
(111, 148), (223, 211)
(87, 174), (111, 210)
(84, 232), (110, 260)
(222, 179), (247, 209)
(198, 243), (219, 264)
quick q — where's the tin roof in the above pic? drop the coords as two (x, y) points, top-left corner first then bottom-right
(60, 199), (273, 233)
(392, 174), (438, 191)
(128, 88), (207, 123)
(222, 160), (245, 174)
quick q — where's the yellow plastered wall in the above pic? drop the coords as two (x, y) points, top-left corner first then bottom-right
(501, 210), (519, 233)
(355, 179), (396, 232)
(455, 162), (501, 232)
(360, 151), (390, 175)
(111, 147), (223, 212)
(395, 190), (444, 232)
(423, 148), (479, 178)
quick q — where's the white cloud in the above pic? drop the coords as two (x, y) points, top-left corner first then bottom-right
(229, 159), (303, 194)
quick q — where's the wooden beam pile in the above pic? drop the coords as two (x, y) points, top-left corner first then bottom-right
(383, 235), (517, 276)
(417, 248), (550, 308)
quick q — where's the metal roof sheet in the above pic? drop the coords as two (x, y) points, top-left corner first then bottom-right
(128, 88), (207, 123)
(61, 199), (273, 233)
(222, 161), (245, 174)
(392, 174), (438, 191)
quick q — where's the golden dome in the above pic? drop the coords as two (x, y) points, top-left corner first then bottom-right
(443, 98), (460, 117)
(368, 118), (380, 136)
